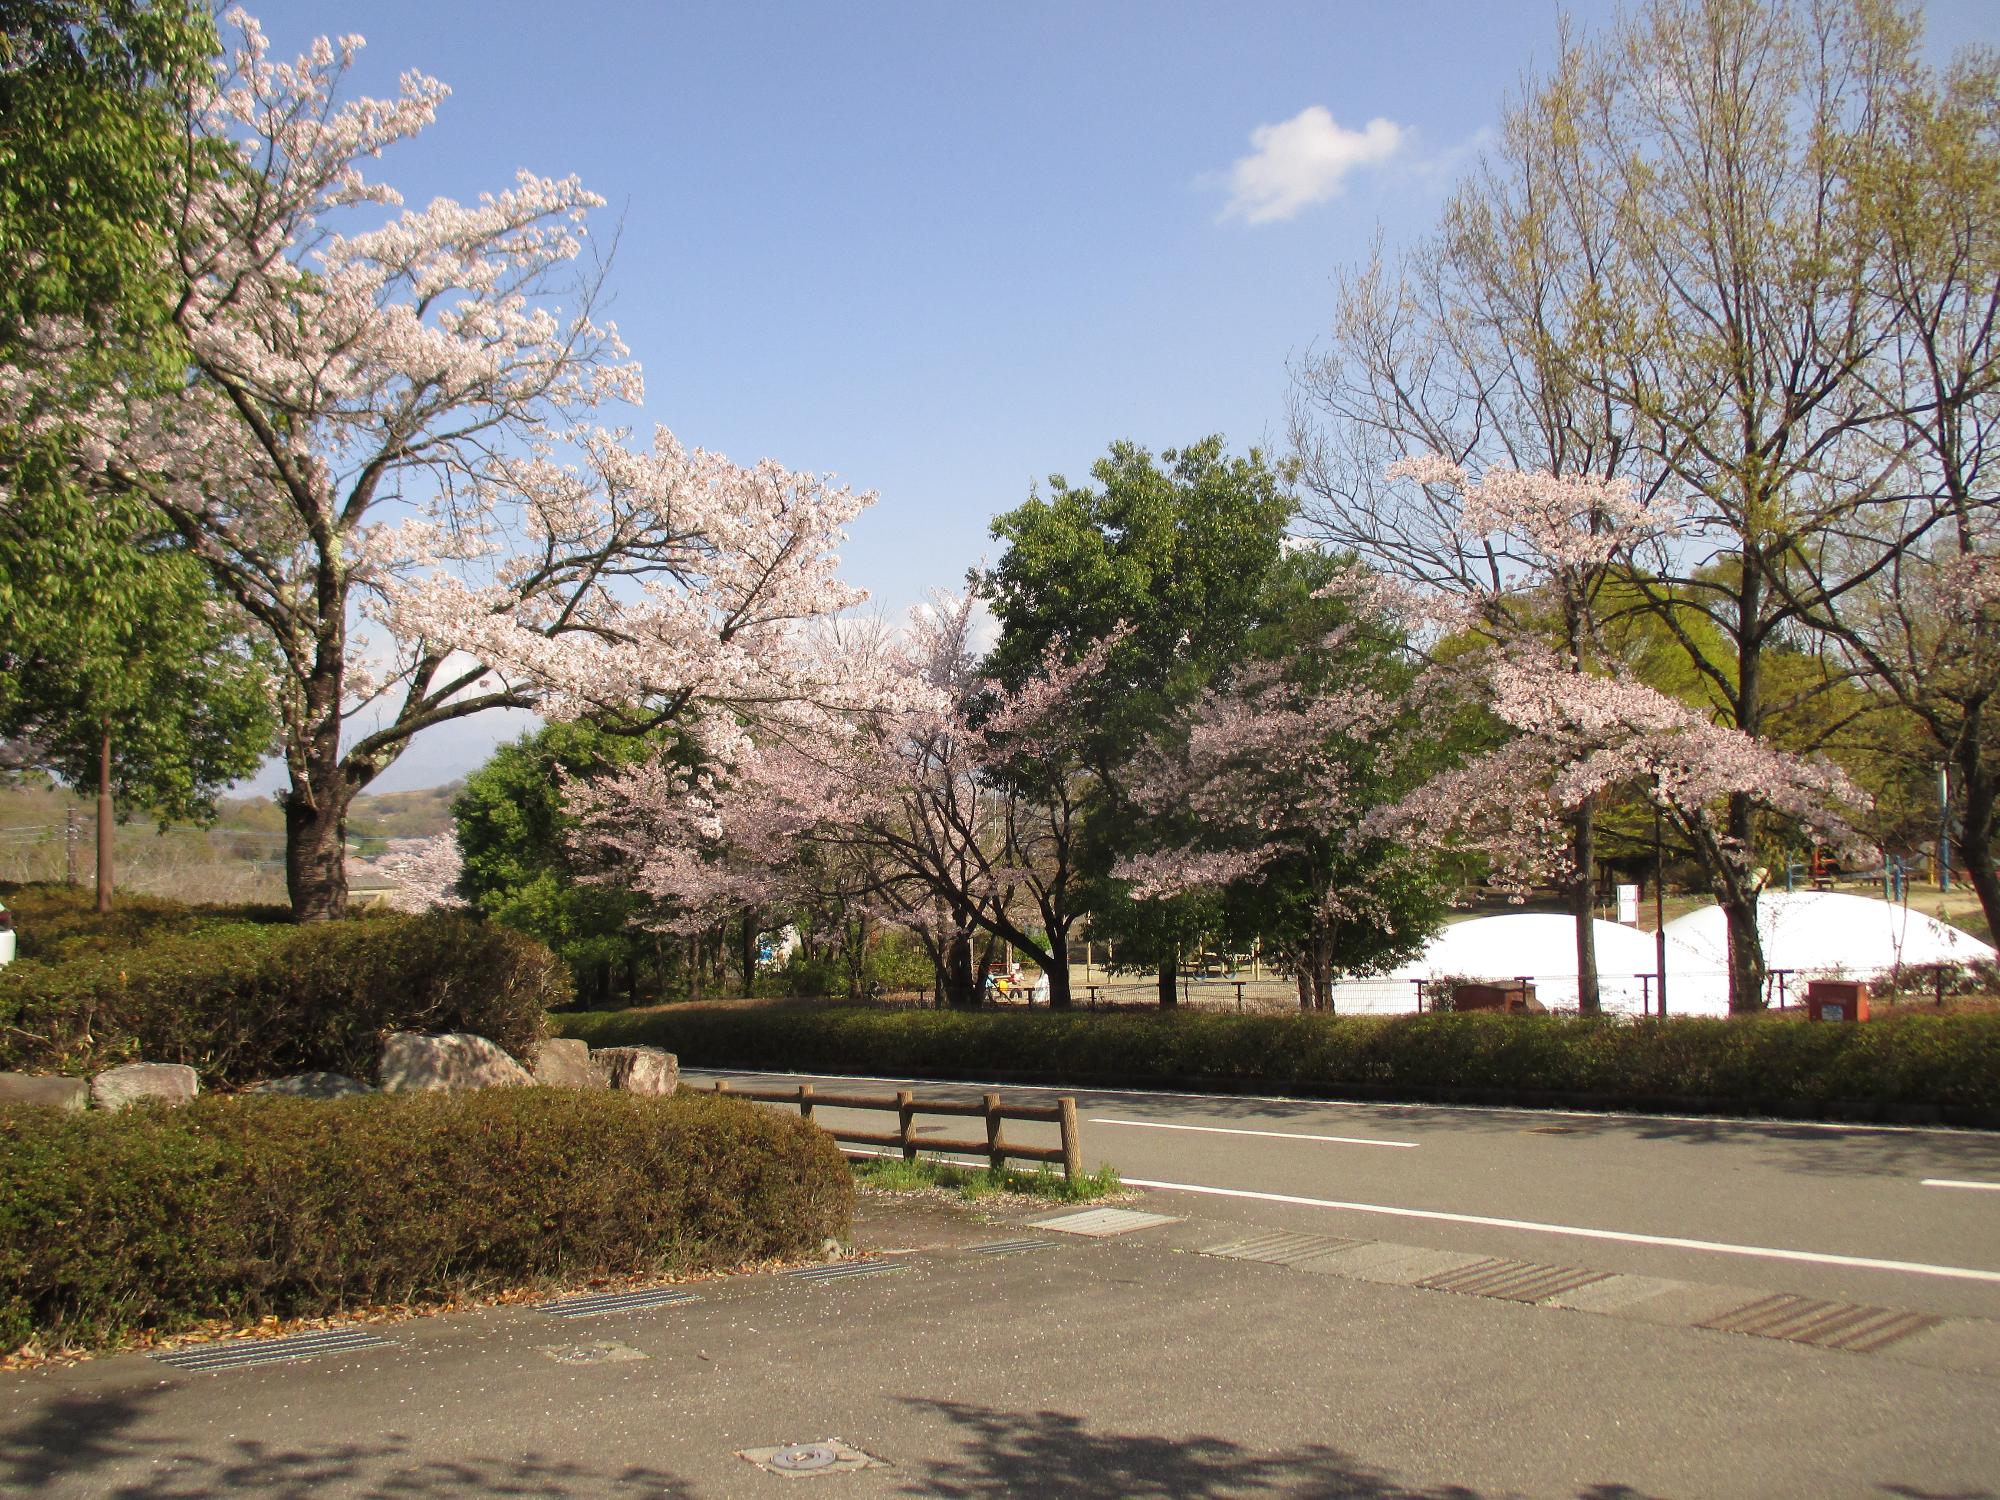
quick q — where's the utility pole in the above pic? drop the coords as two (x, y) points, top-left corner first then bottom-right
(1939, 766), (1951, 893)
(95, 722), (113, 914)
(1653, 804), (1668, 1017)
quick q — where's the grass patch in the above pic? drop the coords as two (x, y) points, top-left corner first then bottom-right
(852, 1154), (1123, 1203)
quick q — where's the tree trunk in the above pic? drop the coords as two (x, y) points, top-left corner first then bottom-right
(740, 911), (758, 998)
(1572, 800), (1600, 1014)
(1157, 955), (1178, 1009)
(1297, 970), (1312, 1009)
(1721, 891), (1767, 1014)
(1954, 741), (2000, 954)
(94, 722), (113, 914)
(1044, 944), (1073, 1010)
(283, 781), (351, 923)
(944, 926), (978, 1007)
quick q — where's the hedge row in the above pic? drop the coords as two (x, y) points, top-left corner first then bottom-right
(0, 908), (569, 1086)
(0, 1089), (852, 1352)
(558, 1004), (2000, 1123)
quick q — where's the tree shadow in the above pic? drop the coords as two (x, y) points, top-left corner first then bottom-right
(1056, 1083), (2000, 1183)
(894, 1397), (1668, 1499)
(0, 1388), (693, 1498)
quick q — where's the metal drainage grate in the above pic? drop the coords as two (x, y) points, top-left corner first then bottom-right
(538, 1286), (696, 1319)
(1030, 1207), (1179, 1238)
(150, 1328), (391, 1374)
(1697, 1293), (1945, 1354)
(969, 1238), (1060, 1257)
(1200, 1230), (1358, 1267)
(1413, 1256), (1614, 1304)
(784, 1260), (903, 1283)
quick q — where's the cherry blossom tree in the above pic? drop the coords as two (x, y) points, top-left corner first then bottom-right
(370, 832), (467, 914)
(572, 591), (1111, 1007)
(1379, 454), (1679, 1011)
(0, 11), (887, 920)
(1383, 644), (1869, 1012)
(1113, 598), (1450, 1010)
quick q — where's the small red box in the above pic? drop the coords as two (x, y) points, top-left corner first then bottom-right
(1805, 979), (1870, 1023)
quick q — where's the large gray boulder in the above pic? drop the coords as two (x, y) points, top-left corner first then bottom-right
(593, 1046), (679, 1096)
(0, 1072), (90, 1112)
(245, 1072), (376, 1099)
(378, 1032), (533, 1093)
(90, 1062), (199, 1111)
(526, 1038), (605, 1090)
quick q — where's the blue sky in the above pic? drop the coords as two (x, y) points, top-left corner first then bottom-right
(242, 1), (2000, 793)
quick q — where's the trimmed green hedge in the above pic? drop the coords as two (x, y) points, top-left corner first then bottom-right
(0, 1089), (851, 1353)
(557, 1004), (2000, 1124)
(0, 907), (570, 1085)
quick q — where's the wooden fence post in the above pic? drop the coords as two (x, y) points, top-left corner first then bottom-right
(714, 1079), (731, 1095)
(984, 1092), (1003, 1175)
(896, 1088), (917, 1161)
(1058, 1096), (1081, 1184)
(798, 1081), (814, 1122)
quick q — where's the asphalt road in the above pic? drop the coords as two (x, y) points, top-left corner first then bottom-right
(694, 1067), (2000, 1321)
(6, 1076), (1998, 1498)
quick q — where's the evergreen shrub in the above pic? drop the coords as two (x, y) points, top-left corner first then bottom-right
(0, 1088), (849, 1353)
(0, 887), (568, 1084)
(558, 1004), (2000, 1123)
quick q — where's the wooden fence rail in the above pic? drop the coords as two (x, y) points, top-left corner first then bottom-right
(705, 1080), (1083, 1183)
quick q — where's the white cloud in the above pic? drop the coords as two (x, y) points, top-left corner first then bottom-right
(1217, 106), (1405, 224)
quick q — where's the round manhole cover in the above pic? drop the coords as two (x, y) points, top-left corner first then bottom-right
(769, 1444), (841, 1473)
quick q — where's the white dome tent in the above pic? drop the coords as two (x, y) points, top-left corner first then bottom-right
(1331, 913), (1727, 1017)
(1661, 891), (1995, 996)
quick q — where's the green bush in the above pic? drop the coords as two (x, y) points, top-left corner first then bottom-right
(0, 905), (570, 1085)
(0, 1088), (851, 1353)
(557, 1004), (2000, 1123)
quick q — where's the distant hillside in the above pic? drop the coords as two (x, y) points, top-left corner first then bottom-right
(0, 775), (463, 901)
(348, 781), (462, 842)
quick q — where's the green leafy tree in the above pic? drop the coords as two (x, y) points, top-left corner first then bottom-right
(0, 485), (274, 910)
(453, 722), (665, 1006)
(984, 437), (1294, 1005)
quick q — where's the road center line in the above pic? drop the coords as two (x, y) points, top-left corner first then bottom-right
(1090, 1118), (1416, 1149)
(1122, 1177), (2000, 1286)
(1923, 1179), (2000, 1193)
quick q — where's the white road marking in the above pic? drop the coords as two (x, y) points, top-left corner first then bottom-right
(1923, 1179), (2000, 1193)
(1091, 1118), (1415, 1149)
(1122, 1177), (2000, 1286)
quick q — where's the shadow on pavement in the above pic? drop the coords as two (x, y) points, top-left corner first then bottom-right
(1065, 1086), (2000, 1183)
(895, 1397), (1669, 1499)
(1, 1389), (692, 1498)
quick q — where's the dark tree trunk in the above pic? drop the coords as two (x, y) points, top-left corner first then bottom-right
(1158, 956), (1178, 1009)
(1297, 971), (1312, 1009)
(95, 722), (113, 915)
(740, 911), (758, 998)
(283, 781), (352, 923)
(1044, 927), (1073, 1010)
(1721, 891), (1767, 1014)
(944, 925), (978, 1007)
(1955, 739), (2000, 953)
(1572, 800), (1600, 1014)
